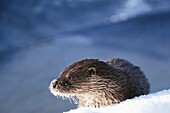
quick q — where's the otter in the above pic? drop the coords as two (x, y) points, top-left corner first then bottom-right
(49, 58), (150, 108)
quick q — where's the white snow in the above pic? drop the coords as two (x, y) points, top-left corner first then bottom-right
(64, 88), (170, 113)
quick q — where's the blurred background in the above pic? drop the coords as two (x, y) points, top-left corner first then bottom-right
(0, 0), (170, 113)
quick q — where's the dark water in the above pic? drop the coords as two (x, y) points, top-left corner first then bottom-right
(0, 0), (170, 113)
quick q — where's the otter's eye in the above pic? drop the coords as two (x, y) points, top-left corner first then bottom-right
(67, 76), (72, 80)
(64, 82), (68, 86)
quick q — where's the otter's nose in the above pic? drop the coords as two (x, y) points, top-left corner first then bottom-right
(52, 80), (58, 88)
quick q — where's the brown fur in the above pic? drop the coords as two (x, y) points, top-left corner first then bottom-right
(50, 58), (150, 107)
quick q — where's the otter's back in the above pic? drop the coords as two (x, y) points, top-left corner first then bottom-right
(106, 58), (142, 76)
(106, 59), (135, 70)
(106, 58), (150, 95)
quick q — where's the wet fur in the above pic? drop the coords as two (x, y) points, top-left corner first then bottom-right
(49, 58), (150, 107)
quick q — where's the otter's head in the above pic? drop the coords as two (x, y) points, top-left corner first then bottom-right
(49, 59), (116, 99)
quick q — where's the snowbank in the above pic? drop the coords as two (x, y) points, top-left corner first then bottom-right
(65, 89), (170, 113)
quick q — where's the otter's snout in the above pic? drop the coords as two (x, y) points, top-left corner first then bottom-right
(52, 78), (70, 89)
(52, 80), (58, 88)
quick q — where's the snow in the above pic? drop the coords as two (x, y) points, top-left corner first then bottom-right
(64, 89), (170, 113)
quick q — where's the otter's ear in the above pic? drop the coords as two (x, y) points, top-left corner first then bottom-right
(88, 67), (96, 75)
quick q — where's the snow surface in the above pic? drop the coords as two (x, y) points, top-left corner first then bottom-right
(65, 89), (170, 113)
